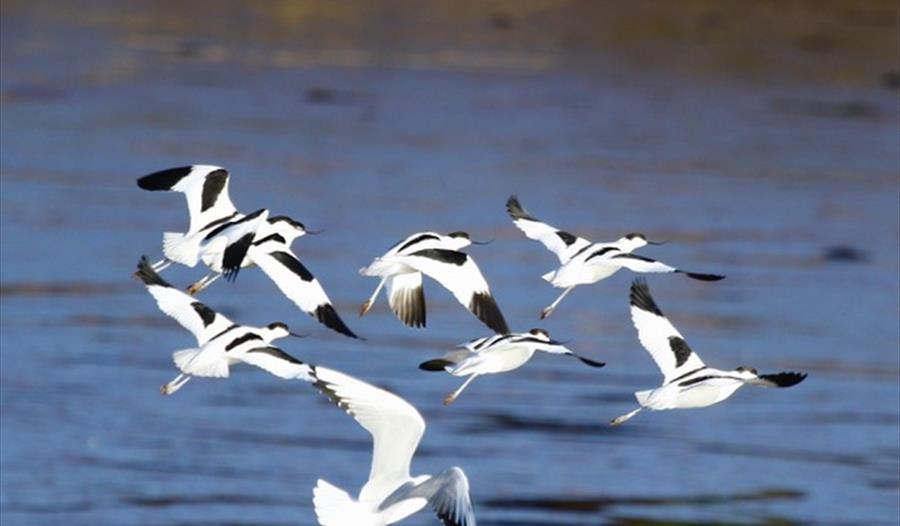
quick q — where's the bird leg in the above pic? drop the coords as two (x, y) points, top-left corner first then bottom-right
(444, 374), (479, 405)
(610, 407), (642, 426)
(160, 373), (192, 395)
(540, 286), (576, 319)
(359, 278), (386, 316)
(187, 273), (220, 295)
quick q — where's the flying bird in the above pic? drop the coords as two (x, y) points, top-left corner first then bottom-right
(506, 195), (724, 319)
(360, 231), (509, 334)
(133, 256), (312, 395)
(610, 279), (807, 425)
(309, 366), (477, 526)
(138, 166), (359, 338)
(419, 328), (604, 405)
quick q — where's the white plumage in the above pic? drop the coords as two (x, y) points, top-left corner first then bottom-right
(610, 279), (807, 425)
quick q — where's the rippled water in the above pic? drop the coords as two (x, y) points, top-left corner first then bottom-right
(2, 3), (899, 525)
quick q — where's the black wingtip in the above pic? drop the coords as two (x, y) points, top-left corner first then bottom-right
(137, 166), (193, 191)
(134, 256), (172, 288)
(505, 194), (533, 221)
(393, 285), (427, 328)
(419, 359), (453, 372)
(629, 278), (663, 316)
(683, 271), (725, 282)
(314, 304), (361, 339)
(760, 371), (808, 388)
(221, 233), (255, 282)
(470, 292), (510, 335)
(576, 355), (606, 368)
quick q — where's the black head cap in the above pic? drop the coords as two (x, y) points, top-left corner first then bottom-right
(625, 232), (647, 240)
(447, 231), (470, 239)
(735, 366), (758, 375)
(528, 328), (550, 338)
(267, 322), (290, 331)
(269, 216), (306, 230)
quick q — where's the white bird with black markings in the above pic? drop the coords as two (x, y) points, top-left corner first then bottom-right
(309, 366), (477, 526)
(236, 215), (359, 339)
(133, 256), (312, 395)
(137, 165), (269, 287)
(138, 166), (359, 338)
(506, 195), (724, 319)
(419, 328), (605, 405)
(610, 279), (807, 425)
(359, 231), (509, 334)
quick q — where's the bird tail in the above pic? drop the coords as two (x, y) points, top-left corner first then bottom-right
(162, 232), (199, 267)
(313, 479), (377, 526)
(172, 348), (228, 378)
(541, 269), (556, 283)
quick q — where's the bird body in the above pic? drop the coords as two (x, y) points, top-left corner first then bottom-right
(309, 366), (476, 526)
(610, 279), (807, 425)
(420, 329), (604, 405)
(506, 195), (723, 318)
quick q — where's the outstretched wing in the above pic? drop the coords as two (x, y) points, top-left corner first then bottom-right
(506, 195), (591, 265)
(239, 346), (314, 381)
(134, 256), (233, 345)
(398, 249), (510, 334)
(750, 371), (808, 388)
(249, 245), (359, 339)
(310, 366), (425, 487)
(137, 165), (238, 234)
(629, 279), (706, 383)
(604, 253), (724, 282)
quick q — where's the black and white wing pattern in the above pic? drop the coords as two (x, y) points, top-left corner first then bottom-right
(137, 165), (238, 234)
(397, 249), (510, 334)
(239, 346), (314, 381)
(604, 253), (724, 282)
(310, 366), (425, 486)
(134, 256), (233, 345)
(386, 272), (426, 328)
(201, 208), (269, 281)
(629, 279), (706, 384)
(749, 371), (808, 388)
(506, 195), (591, 265)
(249, 245), (360, 339)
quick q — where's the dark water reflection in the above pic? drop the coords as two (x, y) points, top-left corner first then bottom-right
(2, 2), (899, 526)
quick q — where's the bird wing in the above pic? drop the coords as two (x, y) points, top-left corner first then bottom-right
(387, 272), (426, 328)
(601, 253), (724, 281)
(628, 279), (706, 383)
(248, 245), (359, 339)
(407, 467), (476, 526)
(134, 256), (234, 345)
(239, 346), (314, 381)
(310, 366), (426, 487)
(201, 208), (269, 281)
(397, 249), (510, 334)
(748, 371), (808, 388)
(506, 195), (591, 264)
(137, 165), (238, 234)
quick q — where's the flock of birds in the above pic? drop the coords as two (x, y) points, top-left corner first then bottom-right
(134, 165), (808, 526)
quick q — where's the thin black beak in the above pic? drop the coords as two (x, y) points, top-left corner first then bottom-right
(305, 228), (324, 235)
(646, 240), (666, 246)
(289, 332), (309, 338)
(470, 238), (494, 246)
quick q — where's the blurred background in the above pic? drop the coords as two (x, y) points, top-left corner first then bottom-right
(2, 1), (898, 525)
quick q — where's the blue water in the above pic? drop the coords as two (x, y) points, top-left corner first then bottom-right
(2, 4), (899, 525)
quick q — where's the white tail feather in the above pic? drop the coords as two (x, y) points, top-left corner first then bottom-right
(541, 269), (556, 282)
(313, 479), (378, 526)
(162, 232), (199, 267)
(171, 348), (229, 378)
